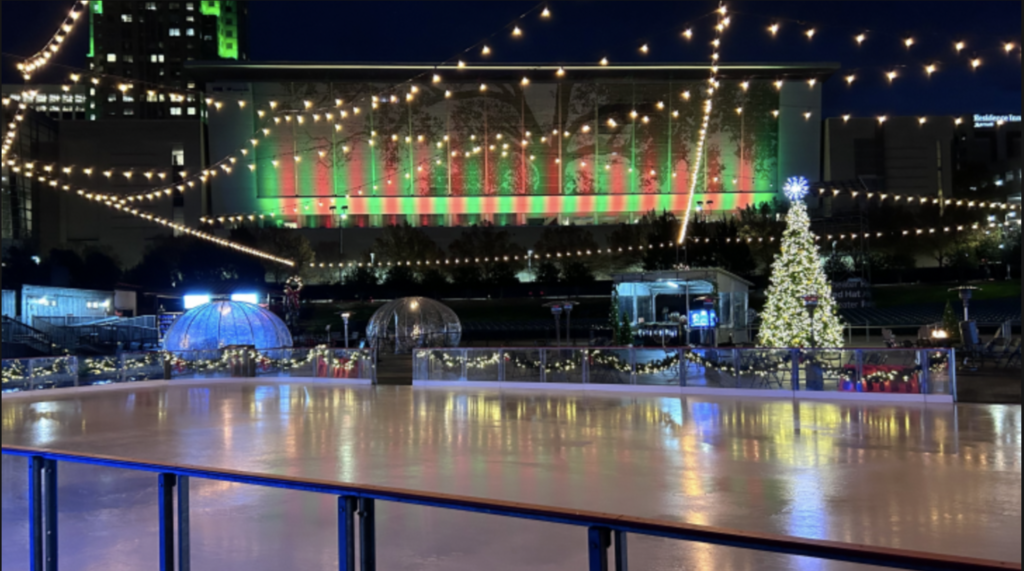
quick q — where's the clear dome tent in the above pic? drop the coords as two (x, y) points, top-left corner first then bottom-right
(366, 297), (461, 354)
(163, 301), (293, 351)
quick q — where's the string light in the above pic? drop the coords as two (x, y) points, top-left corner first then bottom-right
(971, 58), (982, 70)
(512, 26), (523, 37)
(17, 0), (90, 80)
(541, 7), (551, 18)
(805, 28), (816, 40)
(954, 41), (966, 53)
(683, 28), (693, 40)
(768, 23), (780, 36)
(903, 37), (915, 48)
(679, 2), (726, 245)
(925, 64), (937, 77)
(855, 33), (867, 45)
(845, 74), (856, 85)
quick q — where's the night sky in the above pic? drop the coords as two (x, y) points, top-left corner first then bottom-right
(2, 1), (1020, 118)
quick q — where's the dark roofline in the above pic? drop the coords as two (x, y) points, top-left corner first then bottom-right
(185, 62), (841, 83)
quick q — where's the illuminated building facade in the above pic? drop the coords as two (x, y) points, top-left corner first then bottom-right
(89, 0), (247, 120)
(197, 64), (833, 230)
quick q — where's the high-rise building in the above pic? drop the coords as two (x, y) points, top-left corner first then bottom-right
(88, 1), (247, 120)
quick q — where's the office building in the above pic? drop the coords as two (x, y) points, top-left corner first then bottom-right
(88, 0), (248, 120)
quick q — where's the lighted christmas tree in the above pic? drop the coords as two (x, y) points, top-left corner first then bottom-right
(757, 177), (845, 348)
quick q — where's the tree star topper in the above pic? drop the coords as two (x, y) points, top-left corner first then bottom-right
(783, 176), (810, 202)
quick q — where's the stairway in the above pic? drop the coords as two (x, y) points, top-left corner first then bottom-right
(374, 353), (414, 386)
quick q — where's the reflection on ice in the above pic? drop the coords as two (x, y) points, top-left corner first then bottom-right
(2, 382), (1020, 570)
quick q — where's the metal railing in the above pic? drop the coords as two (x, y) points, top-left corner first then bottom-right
(414, 347), (957, 400)
(1, 445), (1016, 571)
(2, 347), (376, 393)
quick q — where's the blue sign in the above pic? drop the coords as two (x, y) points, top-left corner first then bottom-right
(689, 309), (717, 328)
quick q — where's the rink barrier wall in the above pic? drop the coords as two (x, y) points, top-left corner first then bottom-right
(413, 347), (958, 404)
(2, 444), (1017, 571)
(0, 347), (375, 393)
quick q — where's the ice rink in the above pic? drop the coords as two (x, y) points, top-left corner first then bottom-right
(2, 380), (1021, 570)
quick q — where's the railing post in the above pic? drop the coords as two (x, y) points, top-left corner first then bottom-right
(949, 349), (958, 402)
(28, 359), (36, 391)
(855, 350), (864, 390)
(358, 498), (376, 571)
(339, 496), (357, 571)
(919, 349), (931, 395)
(43, 459), (57, 571)
(178, 475), (191, 571)
(29, 455), (58, 571)
(158, 473), (176, 571)
(790, 349), (801, 391)
(29, 456), (43, 571)
(679, 349), (688, 387)
(582, 349), (590, 384)
(614, 530), (629, 571)
(629, 348), (637, 385)
(588, 526), (611, 571)
(540, 349), (547, 384)
(461, 349), (468, 382)
(732, 349), (741, 387)
(498, 350), (506, 383)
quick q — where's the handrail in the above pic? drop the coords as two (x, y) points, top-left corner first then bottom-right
(2, 444), (1017, 571)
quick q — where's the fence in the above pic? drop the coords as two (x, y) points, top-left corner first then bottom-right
(2, 445), (1016, 571)
(414, 347), (957, 403)
(1, 347), (375, 393)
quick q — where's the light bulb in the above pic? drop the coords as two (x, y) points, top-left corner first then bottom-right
(683, 28), (693, 40)
(805, 29), (816, 39)
(855, 33), (866, 45)
(769, 23), (779, 36)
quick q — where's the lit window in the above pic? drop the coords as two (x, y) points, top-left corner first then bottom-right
(123, 94), (135, 103)
(186, 15), (194, 22)
(123, 54), (134, 63)
(147, 92), (159, 102)
(49, 94), (61, 103)
(187, 107), (196, 116)
(62, 95), (74, 103)
(124, 108), (135, 116)
(122, 14), (133, 23)
(108, 93), (118, 102)
(186, 28), (195, 37)
(186, 3), (194, 10)
(170, 107), (182, 116)
(35, 94), (47, 104)
(146, 2), (157, 10)
(171, 147), (185, 166)
(107, 53), (118, 62)
(169, 28), (181, 37)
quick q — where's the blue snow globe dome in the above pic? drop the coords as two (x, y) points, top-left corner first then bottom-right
(163, 301), (293, 351)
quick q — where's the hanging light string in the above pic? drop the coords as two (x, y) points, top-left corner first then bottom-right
(813, 186), (1017, 211)
(294, 217), (1016, 271)
(678, 3), (728, 246)
(2, 3), (555, 202)
(738, 8), (1017, 59)
(15, 0), (90, 80)
(7, 166), (295, 266)
(1, 97), (31, 160)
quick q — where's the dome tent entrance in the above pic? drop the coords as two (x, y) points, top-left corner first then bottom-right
(367, 297), (461, 354)
(163, 301), (293, 351)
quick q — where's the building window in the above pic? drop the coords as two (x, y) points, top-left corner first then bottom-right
(146, 2), (158, 10)
(171, 147), (185, 166)
(169, 28), (181, 37)
(124, 108), (135, 116)
(186, 28), (195, 37)
(123, 54), (134, 63)
(121, 14), (133, 23)
(123, 94), (135, 103)
(108, 93), (118, 102)
(170, 107), (182, 116)
(147, 92), (159, 102)
(107, 53), (118, 62)
(187, 107), (196, 116)
(186, 15), (194, 22)
(186, 2), (194, 10)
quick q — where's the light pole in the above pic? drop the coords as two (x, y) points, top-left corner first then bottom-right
(340, 312), (352, 348)
(544, 302), (564, 347)
(562, 301), (577, 346)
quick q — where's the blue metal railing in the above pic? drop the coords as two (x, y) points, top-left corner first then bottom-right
(2, 445), (1017, 571)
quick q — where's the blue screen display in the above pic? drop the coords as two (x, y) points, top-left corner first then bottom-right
(689, 310), (717, 328)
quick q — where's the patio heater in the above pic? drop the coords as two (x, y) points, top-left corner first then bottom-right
(949, 286), (981, 321)
(340, 312), (352, 348)
(562, 302), (577, 346)
(694, 295), (717, 346)
(802, 294), (820, 348)
(543, 302), (564, 347)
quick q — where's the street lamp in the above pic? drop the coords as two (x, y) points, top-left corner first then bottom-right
(543, 302), (566, 347)
(340, 312), (352, 348)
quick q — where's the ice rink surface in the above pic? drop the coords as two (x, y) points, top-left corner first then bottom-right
(2, 380), (1021, 570)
